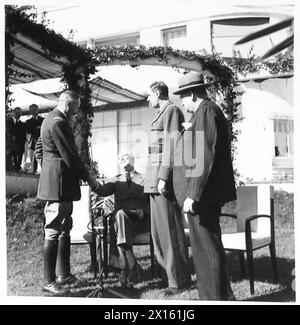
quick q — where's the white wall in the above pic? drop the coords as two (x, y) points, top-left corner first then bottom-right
(235, 77), (293, 182)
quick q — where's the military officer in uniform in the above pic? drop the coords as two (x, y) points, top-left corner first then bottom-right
(37, 90), (99, 295)
(144, 81), (191, 296)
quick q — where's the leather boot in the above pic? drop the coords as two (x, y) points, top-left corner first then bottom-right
(56, 234), (81, 286)
(42, 239), (67, 295)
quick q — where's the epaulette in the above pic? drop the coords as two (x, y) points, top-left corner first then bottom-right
(53, 116), (64, 121)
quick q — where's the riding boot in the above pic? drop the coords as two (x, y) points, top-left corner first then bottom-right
(56, 234), (81, 286)
(56, 234), (71, 278)
(42, 239), (67, 295)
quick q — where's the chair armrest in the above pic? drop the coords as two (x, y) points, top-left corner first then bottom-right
(245, 214), (272, 248)
(245, 214), (271, 223)
(219, 213), (237, 219)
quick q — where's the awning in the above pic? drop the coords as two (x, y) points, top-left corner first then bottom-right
(10, 76), (146, 113)
(237, 73), (293, 83)
(9, 33), (68, 84)
(6, 6), (90, 85)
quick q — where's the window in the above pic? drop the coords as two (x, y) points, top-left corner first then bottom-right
(118, 108), (142, 156)
(162, 25), (187, 47)
(94, 32), (140, 47)
(211, 17), (270, 57)
(273, 119), (294, 157)
(91, 108), (144, 177)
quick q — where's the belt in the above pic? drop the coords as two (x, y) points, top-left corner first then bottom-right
(148, 145), (163, 154)
(43, 152), (62, 158)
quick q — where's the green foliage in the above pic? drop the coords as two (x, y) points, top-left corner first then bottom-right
(6, 196), (44, 229)
(228, 47), (293, 77)
(274, 190), (294, 225)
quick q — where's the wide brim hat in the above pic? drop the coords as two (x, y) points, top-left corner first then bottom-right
(173, 72), (210, 95)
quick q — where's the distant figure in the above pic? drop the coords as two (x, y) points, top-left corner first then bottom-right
(25, 104), (44, 173)
(8, 107), (26, 172)
(93, 150), (150, 288)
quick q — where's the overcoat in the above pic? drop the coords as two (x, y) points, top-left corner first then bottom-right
(173, 98), (236, 209)
(37, 109), (90, 201)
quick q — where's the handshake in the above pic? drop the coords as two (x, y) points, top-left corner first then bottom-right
(86, 174), (100, 192)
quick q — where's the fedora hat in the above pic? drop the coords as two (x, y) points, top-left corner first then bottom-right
(173, 72), (210, 95)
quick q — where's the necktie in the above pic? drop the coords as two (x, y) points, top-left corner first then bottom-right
(126, 172), (131, 185)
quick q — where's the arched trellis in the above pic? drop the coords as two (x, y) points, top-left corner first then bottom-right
(89, 45), (241, 179)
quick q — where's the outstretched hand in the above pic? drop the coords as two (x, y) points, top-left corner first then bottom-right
(157, 179), (167, 195)
(183, 197), (195, 216)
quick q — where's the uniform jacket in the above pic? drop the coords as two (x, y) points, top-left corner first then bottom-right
(95, 171), (150, 231)
(144, 101), (185, 193)
(37, 108), (90, 201)
(173, 98), (236, 209)
(25, 115), (44, 150)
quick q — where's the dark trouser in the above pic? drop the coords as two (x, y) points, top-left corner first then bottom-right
(150, 194), (191, 288)
(187, 205), (234, 300)
(11, 150), (24, 172)
(109, 209), (148, 270)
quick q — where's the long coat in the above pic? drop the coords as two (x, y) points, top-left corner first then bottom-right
(173, 98), (236, 209)
(37, 108), (90, 201)
(144, 101), (185, 194)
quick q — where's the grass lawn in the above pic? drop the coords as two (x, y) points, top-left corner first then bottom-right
(6, 190), (295, 302)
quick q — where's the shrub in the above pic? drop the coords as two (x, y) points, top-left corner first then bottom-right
(274, 190), (294, 226)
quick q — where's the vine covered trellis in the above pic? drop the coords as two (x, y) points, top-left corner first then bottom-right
(6, 5), (294, 180)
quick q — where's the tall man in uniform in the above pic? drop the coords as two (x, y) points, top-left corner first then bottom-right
(37, 90), (99, 295)
(144, 81), (191, 296)
(173, 72), (236, 300)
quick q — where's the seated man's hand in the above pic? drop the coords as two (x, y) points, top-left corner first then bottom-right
(183, 197), (195, 216)
(87, 174), (100, 192)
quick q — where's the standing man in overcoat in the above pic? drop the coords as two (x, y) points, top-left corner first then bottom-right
(37, 90), (99, 295)
(144, 81), (191, 296)
(173, 72), (236, 300)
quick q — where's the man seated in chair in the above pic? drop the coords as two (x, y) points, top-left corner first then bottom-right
(94, 150), (150, 288)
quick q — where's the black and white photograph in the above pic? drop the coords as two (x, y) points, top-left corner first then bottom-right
(2, 0), (297, 306)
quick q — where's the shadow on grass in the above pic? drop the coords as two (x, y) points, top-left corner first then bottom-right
(62, 252), (295, 302)
(225, 252), (295, 302)
(244, 287), (295, 302)
(68, 271), (150, 299)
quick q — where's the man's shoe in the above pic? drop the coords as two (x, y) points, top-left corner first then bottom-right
(57, 274), (82, 287)
(42, 282), (69, 296)
(118, 270), (128, 289)
(127, 263), (144, 284)
(163, 287), (183, 296)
